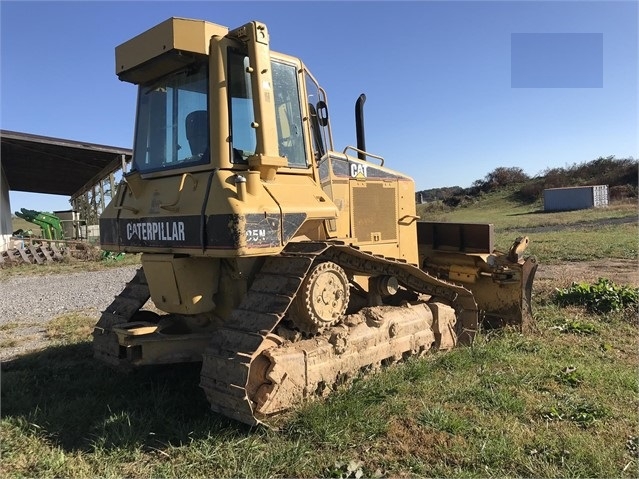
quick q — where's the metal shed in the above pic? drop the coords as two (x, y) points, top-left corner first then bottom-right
(543, 185), (609, 212)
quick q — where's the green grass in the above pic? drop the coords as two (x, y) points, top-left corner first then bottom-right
(418, 189), (636, 229)
(11, 216), (42, 236)
(1, 296), (637, 478)
(1, 192), (637, 477)
(526, 222), (638, 262)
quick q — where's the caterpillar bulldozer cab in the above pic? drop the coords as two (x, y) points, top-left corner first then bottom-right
(94, 18), (537, 425)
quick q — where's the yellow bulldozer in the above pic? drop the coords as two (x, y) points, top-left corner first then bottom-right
(94, 17), (537, 425)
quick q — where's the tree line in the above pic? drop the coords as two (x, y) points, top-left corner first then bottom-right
(416, 156), (638, 206)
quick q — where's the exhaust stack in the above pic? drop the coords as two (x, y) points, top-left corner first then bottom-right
(355, 94), (366, 161)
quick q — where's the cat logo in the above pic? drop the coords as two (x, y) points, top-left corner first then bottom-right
(126, 221), (185, 242)
(350, 163), (368, 179)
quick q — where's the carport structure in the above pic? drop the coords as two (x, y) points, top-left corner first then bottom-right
(1, 130), (132, 250)
(1, 129), (131, 216)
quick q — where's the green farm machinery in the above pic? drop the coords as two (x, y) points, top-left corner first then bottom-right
(14, 208), (65, 241)
(1, 209), (96, 266)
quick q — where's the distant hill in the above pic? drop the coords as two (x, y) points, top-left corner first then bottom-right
(416, 186), (465, 203)
(416, 156), (638, 209)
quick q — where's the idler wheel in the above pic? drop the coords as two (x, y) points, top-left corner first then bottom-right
(289, 261), (350, 334)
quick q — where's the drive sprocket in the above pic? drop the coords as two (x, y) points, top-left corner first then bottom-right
(288, 261), (350, 334)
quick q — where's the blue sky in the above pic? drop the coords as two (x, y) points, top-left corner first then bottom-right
(1, 0), (637, 213)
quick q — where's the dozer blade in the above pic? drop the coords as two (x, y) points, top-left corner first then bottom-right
(418, 223), (538, 331)
(465, 254), (538, 331)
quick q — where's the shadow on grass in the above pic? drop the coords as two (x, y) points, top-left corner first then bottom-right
(1, 342), (255, 452)
(506, 209), (545, 217)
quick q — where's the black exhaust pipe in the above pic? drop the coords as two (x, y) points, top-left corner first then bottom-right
(355, 93), (366, 161)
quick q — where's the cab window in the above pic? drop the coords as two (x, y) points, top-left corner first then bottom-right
(132, 63), (208, 173)
(228, 52), (306, 167)
(272, 61), (306, 167)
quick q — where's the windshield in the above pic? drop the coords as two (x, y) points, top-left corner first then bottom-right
(132, 63), (209, 173)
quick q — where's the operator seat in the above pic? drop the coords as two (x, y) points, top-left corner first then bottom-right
(185, 110), (208, 157)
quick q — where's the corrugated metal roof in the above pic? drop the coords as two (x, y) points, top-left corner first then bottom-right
(1, 130), (132, 196)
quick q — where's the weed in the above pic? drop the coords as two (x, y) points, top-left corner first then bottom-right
(555, 278), (639, 314)
(0, 339), (19, 348)
(551, 319), (599, 335)
(555, 366), (584, 387)
(45, 313), (94, 343)
(540, 398), (608, 428)
(568, 401), (609, 428)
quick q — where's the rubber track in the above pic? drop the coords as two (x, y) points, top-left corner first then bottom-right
(200, 242), (478, 425)
(92, 267), (151, 368)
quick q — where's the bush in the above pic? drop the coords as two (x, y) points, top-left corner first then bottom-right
(474, 167), (530, 193)
(609, 184), (638, 200)
(554, 278), (639, 314)
(515, 156), (638, 202)
(515, 179), (545, 203)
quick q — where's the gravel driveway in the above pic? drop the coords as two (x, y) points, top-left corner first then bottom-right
(0, 265), (141, 361)
(1, 266), (141, 324)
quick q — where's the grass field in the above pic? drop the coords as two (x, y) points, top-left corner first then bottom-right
(418, 191), (638, 262)
(10, 216), (43, 238)
(1, 197), (638, 478)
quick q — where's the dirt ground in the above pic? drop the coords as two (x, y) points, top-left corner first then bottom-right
(534, 258), (639, 295)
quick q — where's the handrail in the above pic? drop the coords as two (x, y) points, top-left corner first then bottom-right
(398, 214), (420, 225)
(342, 146), (385, 167)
